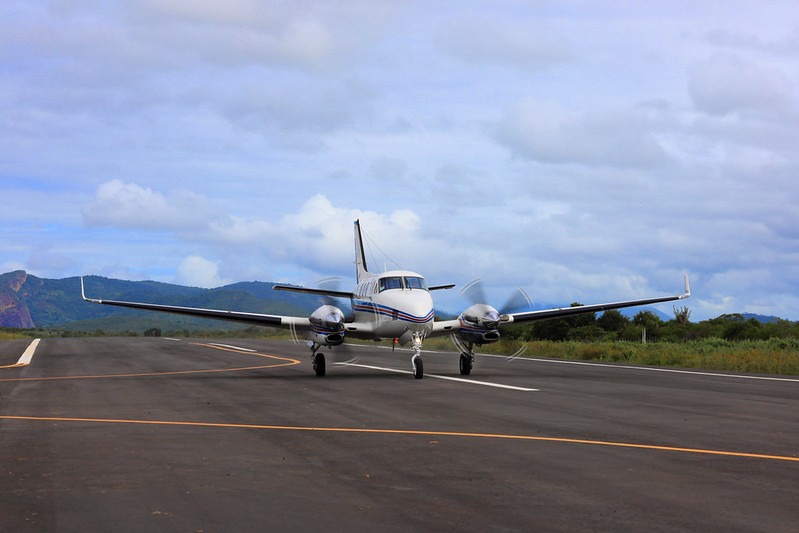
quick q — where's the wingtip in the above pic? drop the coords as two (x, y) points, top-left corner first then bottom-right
(682, 274), (691, 298)
(80, 276), (98, 302)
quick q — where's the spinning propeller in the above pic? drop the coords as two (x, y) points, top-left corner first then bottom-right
(460, 278), (533, 318)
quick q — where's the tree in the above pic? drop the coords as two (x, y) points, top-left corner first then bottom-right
(673, 305), (691, 325)
(533, 302), (595, 341)
(597, 309), (629, 332)
(625, 310), (664, 341)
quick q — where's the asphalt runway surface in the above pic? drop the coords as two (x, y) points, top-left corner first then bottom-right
(1, 337), (797, 532)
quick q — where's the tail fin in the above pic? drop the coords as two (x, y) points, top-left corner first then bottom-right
(354, 219), (369, 283)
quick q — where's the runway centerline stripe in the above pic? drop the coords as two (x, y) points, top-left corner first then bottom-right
(335, 362), (539, 391)
(1, 415), (796, 463)
(0, 338), (41, 369)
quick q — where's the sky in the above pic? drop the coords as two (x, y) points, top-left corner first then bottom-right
(2, 1), (798, 321)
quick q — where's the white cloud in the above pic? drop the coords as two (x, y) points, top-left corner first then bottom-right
(82, 180), (217, 231)
(688, 53), (794, 117)
(493, 99), (670, 168)
(176, 255), (230, 288)
(440, 15), (573, 69)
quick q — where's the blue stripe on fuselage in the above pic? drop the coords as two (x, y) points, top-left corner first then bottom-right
(352, 299), (434, 323)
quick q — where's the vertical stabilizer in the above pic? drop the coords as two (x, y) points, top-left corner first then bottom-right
(354, 219), (369, 283)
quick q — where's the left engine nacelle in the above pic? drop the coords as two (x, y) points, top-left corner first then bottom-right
(456, 303), (502, 345)
(308, 305), (346, 346)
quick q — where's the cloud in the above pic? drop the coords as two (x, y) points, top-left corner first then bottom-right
(4, 1), (799, 322)
(439, 15), (573, 70)
(82, 180), (218, 231)
(176, 255), (230, 288)
(688, 53), (794, 117)
(493, 99), (671, 168)
(275, 195), (422, 277)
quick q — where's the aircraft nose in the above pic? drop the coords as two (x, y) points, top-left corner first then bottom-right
(406, 292), (434, 322)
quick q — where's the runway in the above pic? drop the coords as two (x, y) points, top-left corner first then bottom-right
(1, 337), (797, 532)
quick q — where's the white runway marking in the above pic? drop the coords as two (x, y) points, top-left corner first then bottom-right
(208, 343), (257, 353)
(335, 362), (538, 391)
(16, 339), (41, 366)
(480, 354), (799, 383)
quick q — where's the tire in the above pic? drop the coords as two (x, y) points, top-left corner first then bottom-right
(314, 353), (326, 377)
(459, 354), (472, 375)
(413, 357), (424, 379)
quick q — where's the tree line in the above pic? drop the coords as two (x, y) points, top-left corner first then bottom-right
(502, 304), (799, 342)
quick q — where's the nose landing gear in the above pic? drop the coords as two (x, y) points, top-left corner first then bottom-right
(411, 332), (424, 379)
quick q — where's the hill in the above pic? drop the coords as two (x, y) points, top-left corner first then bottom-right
(0, 271), (318, 333)
(1, 270), (789, 335)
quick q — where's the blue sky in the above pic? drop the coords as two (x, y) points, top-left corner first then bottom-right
(2, 1), (798, 320)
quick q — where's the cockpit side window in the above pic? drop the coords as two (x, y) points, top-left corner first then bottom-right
(404, 277), (428, 290)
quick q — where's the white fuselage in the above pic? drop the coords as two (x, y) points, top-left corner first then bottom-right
(350, 269), (435, 340)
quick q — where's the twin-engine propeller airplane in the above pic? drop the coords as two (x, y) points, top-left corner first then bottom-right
(81, 219), (690, 379)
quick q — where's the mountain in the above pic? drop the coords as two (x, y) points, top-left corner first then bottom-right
(0, 271), (35, 328)
(741, 313), (781, 324)
(0, 271), (318, 333)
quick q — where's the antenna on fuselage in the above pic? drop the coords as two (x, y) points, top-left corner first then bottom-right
(354, 219), (369, 284)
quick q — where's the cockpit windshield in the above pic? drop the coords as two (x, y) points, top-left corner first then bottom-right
(378, 276), (428, 292)
(379, 277), (403, 291)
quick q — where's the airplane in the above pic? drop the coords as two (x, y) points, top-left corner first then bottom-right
(81, 219), (690, 379)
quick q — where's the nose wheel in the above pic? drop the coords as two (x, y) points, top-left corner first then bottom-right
(412, 354), (424, 379)
(411, 332), (424, 379)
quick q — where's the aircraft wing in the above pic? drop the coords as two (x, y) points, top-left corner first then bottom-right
(504, 275), (691, 325)
(430, 275), (690, 334)
(80, 278), (310, 328)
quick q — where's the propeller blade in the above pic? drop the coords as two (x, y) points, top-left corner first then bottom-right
(500, 287), (533, 315)
(461, 278), (532, 315)
(460, 278), (487, 305)
(328, 342), (359, 364)
(316, 277), (342, 306)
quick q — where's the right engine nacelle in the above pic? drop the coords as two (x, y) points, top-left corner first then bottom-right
(456, 303), (502, 345)
(308, 305), (346, 346)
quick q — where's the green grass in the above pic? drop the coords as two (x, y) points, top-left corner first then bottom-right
(472, 338), (799, 375)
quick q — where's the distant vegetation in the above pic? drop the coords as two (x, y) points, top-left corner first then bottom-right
(501, 306), (799, 343)
(4, 305), (799, 375)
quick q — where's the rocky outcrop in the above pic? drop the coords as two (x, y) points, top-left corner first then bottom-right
(0, 270), (35, 328)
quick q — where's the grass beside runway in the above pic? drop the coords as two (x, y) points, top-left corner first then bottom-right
(447, 338), (799, 376)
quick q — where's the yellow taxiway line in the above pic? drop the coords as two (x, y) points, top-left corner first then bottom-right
(1, 414), (796, 463)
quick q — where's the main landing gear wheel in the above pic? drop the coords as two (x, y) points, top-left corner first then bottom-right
(412, 355), (424, 379)
(313, 353), (326, 377)
(459, 353), (473, 375)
